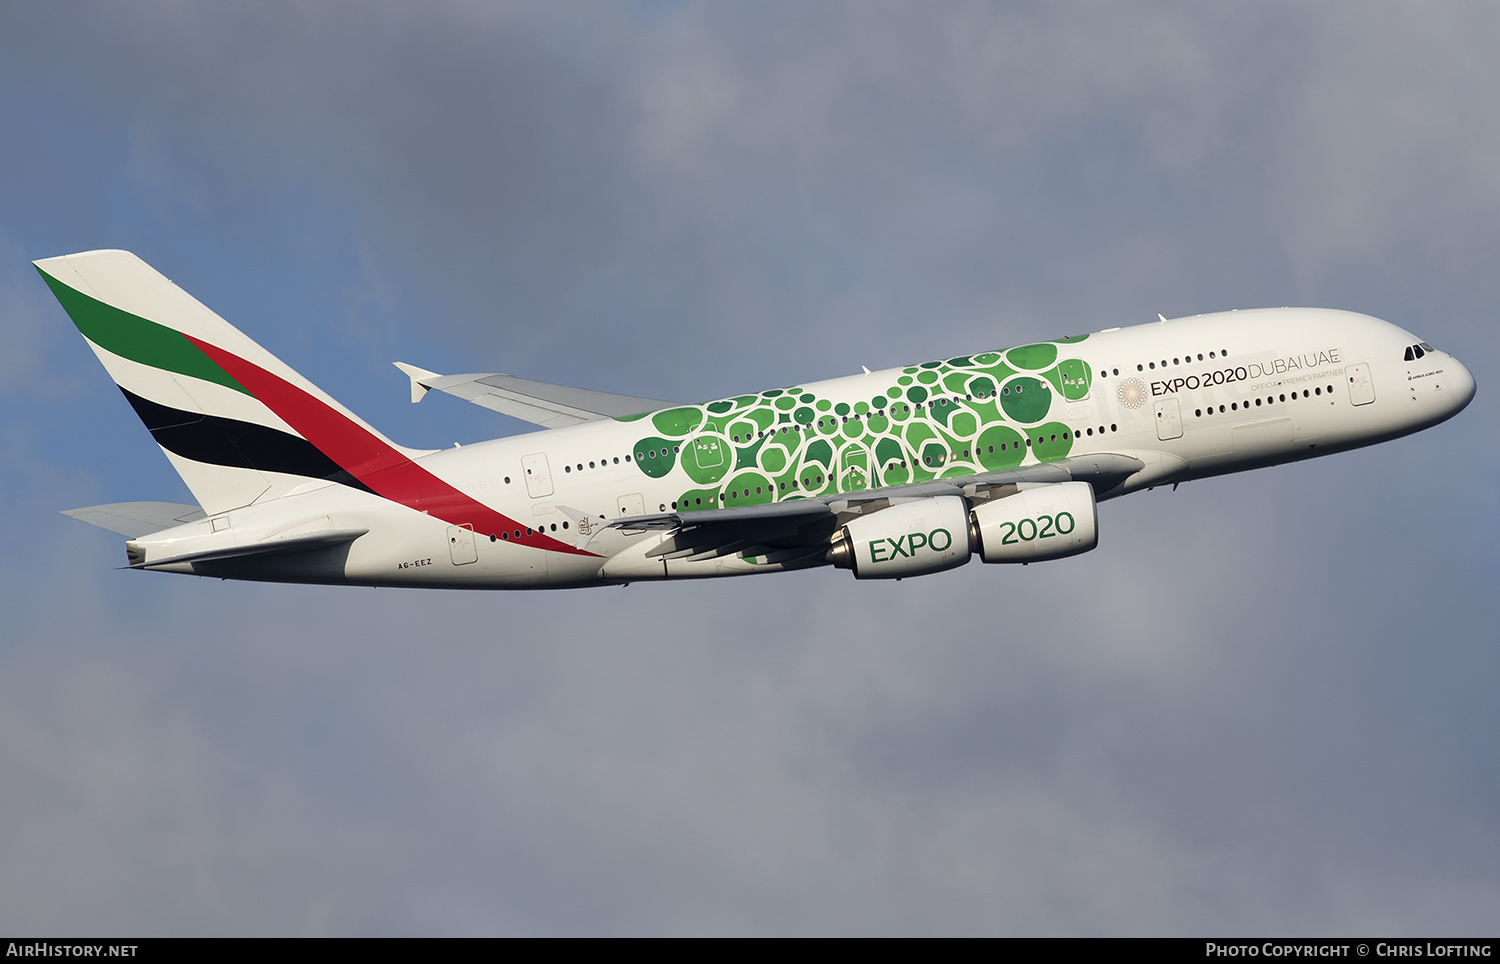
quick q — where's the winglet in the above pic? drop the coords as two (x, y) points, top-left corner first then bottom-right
(394, 361), (440, 404)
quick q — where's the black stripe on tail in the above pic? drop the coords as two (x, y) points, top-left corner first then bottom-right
(120, 388), (375, 493)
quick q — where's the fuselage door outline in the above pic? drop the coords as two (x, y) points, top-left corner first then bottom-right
(522, 453), (554, 498)
(1346, 362), (1375, 406)
(448, 524), (478, 565)
(1154, 397), (1183, 441)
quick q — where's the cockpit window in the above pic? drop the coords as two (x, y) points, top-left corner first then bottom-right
(1405, 346), (1414, 361)
(1414, 345), (1425, 359)
(1420, 342), (1434, 352)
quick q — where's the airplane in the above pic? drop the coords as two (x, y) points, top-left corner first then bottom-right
(39, 249), (1475, 589)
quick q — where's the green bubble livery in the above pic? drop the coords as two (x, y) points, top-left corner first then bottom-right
(633, 338), (1092, 503)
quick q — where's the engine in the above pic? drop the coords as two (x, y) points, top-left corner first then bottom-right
(969, 481), (1097, 563)
(828, 495), (974, 579)
(827, 483), (1099, 579)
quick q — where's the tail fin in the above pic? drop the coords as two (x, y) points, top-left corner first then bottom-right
(37, 250), (424, 515)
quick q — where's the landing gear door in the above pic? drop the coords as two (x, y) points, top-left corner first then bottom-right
(522, 453), (553, 498)
(1346, 362), (1375, 405)
(1154, 397), (1183, 440)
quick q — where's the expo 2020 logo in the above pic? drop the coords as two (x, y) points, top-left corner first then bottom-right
(1115, 378), (1148, 409)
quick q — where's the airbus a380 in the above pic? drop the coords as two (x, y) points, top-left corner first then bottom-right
(40, 249), (1474, 589)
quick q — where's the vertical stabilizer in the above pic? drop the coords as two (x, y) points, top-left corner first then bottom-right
(37, 250), (425, 515)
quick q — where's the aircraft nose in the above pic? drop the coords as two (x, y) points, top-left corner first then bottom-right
(1447, 355), (1477, 413)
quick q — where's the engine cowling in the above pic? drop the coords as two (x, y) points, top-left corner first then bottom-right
(969, 481), (1098, 563)
(829, 495), (974, 579)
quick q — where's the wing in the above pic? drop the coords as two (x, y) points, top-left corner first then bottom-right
(394, 363), (680, 429)
(609, 453), (1145, 564)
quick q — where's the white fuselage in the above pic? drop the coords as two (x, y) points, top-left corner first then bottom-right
(131, 308), (1475, 589)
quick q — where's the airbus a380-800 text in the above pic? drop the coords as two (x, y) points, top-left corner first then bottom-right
(40, 250), (1475, 589)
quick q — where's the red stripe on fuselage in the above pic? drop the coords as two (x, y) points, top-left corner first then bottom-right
(185, 335), (597, 558)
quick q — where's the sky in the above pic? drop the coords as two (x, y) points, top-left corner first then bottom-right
(1, 1), (1497, 936)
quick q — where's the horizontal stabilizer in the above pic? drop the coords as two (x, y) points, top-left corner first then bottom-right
(394, 362), (679, 429)
(63, 501), (206, 537)
(135, 528), (369, 569)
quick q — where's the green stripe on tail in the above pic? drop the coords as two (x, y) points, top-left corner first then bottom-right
(36, 268), (251, 396)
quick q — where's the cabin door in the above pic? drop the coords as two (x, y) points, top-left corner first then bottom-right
(839, 445), (870, 491)
(1346, 362), (1375, 405)
(447, 524), (478, 565)
(1154, 398), (1183, 440)
(521, 453), (554, 498)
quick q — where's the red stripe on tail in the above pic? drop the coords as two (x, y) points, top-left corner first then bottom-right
(185, 335), (598, 558)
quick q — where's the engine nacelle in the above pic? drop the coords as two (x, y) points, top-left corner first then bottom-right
(829, 496), (974, 579)
(969, 481), (1098, 563)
